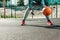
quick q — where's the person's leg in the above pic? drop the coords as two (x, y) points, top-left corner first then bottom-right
(21, 0), (33, 26)
(46, 16), (53, 26)
(21, 7), (30, 26)
(43, 0), (53, 26)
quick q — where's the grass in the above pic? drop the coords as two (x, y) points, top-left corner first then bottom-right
(0, 14), (23, 18)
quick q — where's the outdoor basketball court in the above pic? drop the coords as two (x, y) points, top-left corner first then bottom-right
(0, 0), (60, 40)
(0, 18), (60, 40)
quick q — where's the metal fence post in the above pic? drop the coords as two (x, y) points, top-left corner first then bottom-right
(10, 0), (13, 18)
(56, 2), (58, 18)
(15, 6), (16, 18)
(4, 0), (6, 18)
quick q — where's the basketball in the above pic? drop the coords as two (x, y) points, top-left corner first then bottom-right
(43, 6), (52, 16)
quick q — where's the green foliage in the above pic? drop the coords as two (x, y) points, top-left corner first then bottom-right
(17, 0), (24, 6)
(1, 14), (23, 18)
(0, 0), (10, 1)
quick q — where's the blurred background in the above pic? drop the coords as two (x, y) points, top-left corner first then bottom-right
(0, 0), (60, 18)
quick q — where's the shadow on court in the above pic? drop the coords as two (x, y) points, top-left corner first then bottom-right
(24, 24), (60, 30)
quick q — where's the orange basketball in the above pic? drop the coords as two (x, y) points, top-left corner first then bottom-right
(43, 6), (52, 16)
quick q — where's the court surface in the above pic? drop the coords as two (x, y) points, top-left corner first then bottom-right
(0, 18), (60, 40)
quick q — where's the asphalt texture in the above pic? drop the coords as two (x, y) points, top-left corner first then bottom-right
(0, 18), (60, 40)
